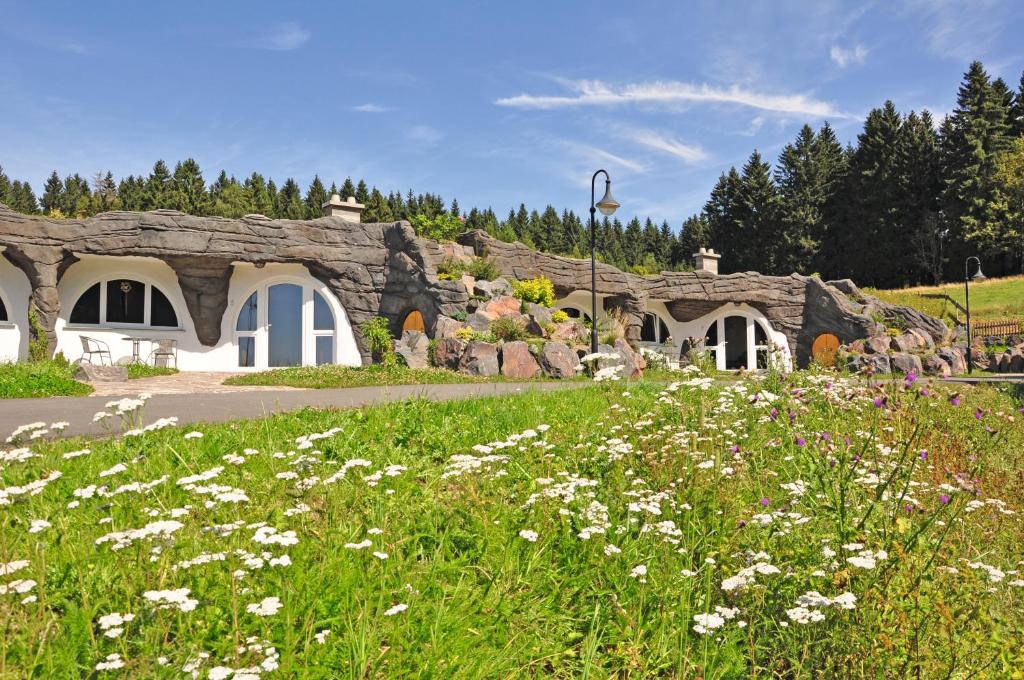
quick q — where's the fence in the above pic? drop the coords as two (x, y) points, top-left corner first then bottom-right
(971, 319), (1024, 337)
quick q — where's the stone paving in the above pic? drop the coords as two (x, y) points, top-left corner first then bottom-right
(87, 372), (301, 397)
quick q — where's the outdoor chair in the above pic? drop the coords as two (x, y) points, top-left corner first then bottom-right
(79, 336), (113, 365)
(148, 339), (178, 369)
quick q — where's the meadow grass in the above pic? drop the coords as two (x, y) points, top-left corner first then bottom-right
(865, 274), (1024, 326)
(222, 363), (572, 389)
(0, 360), (92, 399)
(1, 370), (1023, 677)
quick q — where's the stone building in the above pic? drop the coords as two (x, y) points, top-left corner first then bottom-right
(0, 198), (943, 371)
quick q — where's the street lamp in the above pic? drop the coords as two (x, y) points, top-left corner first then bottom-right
(964, 256), (986, 374)
(589, 169), (620, 353)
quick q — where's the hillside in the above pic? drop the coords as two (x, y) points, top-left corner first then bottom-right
(865, 275), (1024, 326)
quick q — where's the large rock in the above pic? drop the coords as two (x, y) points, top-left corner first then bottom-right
(465, 311), (492, 333)
(923, 354), (952, 377)
(863, 336), (891, 355)
(474, 278), (513, 299)
(395, 330), (430, 369)
(500, 341), (541, 379)
(525, 303), (554, 325)
(907, 329), (934, 349)
(937, 347), (967, 375)
(890, 352), (923, 376)
(549, 320), (586, 344)
(847, 354), (891, 374)
(998, 348), (1024, 373)
(433, 315), (464, 339)
(459, 340), (499, 376)
(74, 363), (128, 382)
(482, 295), (522, 319)
(433, 337), (466, 370)
(890, 333), (923, 353)
(539, 342), (581, 378)
(613, 338), (646, 378)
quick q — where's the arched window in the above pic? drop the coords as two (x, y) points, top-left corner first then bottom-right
(69, 279), (179, 328)
(700, 311), (781, 371)
(0, 292), (7, 322)
(234, 282), (339, 368)
(640, 312), (671, 343)
(560, 307), (592, 323)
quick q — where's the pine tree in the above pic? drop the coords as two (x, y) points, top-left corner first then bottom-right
(676, 215), (709, 269)
(704, 168), (743, 269)
(143, 161), (172, 210)
(41, 171), (64, 214)
(539, 205), (564, 253)
(10, 181), (39, 214)
(244, 173), (275, 217)
(62, 174), (92, 217)
(1011, 72), (1024, 138)
(340, 178), (357, 200)
(117, 176), (146, 212)
(277, 179), (305, 219)
(449, 197), (460, 218)
(900, 111), (944, 283)
(623, 217), (643, 267)
(304, 175), (328, 219)
(362, 188), (394, 223)
(90, 171), (118, 214)
(210, 175), (248, 218)
(169, 159), (209, 215)
(0, 166), (11, 207)
(354, 179), (369, 205)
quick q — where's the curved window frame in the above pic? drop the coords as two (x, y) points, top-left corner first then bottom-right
(66, 278), (181, 330)
(640, 312), (672, 344)
(558, 306), (592, 324)
(700, 313), (775, 371)
(232, 279), (339, 369)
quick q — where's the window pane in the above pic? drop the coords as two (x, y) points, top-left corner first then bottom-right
(236, 292), (258, 332)
(313, 291), (334, 331)
(70, 283), (101, 324)
(238, 336), (255, 367)
(724, 316), (748, 370)
(315, 335), (333, 365)
(659, 318), (670, 343)
(754, 322), (768, 345)
(704, 320), (718, 345)
(150, 287), (178, 327)
(756, 348), (769, 370)
(268, 284), (303, 367)
(106, 280), (145, 324)
(0, 294), (7, 321)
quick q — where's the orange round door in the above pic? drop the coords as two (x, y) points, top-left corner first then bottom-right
(812, 333), (840, 367)
(402, 310), (426, 333)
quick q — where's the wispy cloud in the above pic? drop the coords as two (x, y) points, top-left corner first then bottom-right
(616, 127), (709, 164)
(406, 125), (443, 148)
(495, 78), (851, 118)
(830, 44), (868, 67)
(253, 22), (310, 51)
(352, 103), (392, 113)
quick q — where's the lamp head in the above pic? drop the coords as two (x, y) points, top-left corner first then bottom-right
(972, 267), (986, 281)
(596, 181), (620, 216)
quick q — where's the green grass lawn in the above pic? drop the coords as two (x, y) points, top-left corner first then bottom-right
(126, 364), (179, 380)
(865, 274), (1024, 326)
(0, 360), (93, 398)
(223, 363), (572, 389)
(3, 371), (1023, 676)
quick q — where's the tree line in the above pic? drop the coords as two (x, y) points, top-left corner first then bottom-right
(2, 61), (1022, 285)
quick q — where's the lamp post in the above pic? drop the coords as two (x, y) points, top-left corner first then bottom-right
(964, 256), (986, 374)
(589, 169), (620, 353)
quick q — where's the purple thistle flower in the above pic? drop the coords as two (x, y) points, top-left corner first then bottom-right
(821, 432), (831, 442)
(919, 450), (927, 460)
(974, 408), (984, 420)
(760, 497), (770, 507)
(795, 436), (807, 447)
(949, 394), (961, 406)
(769, 407), (779, 421)
(904, 371), (918, 385)
(874, 396), (887, 408)
(939, 494), (950, 505)
(920, 387), (930, 397)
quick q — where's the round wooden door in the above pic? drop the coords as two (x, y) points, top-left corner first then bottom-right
(402, 310), (426, 333)
(812, 333), (840, 367)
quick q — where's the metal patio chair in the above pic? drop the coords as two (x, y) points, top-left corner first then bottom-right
(79, 336), (113, 365)
(148, 338), (178, 369)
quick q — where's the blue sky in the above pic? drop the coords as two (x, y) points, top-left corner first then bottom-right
(1, 1), (1021, 226)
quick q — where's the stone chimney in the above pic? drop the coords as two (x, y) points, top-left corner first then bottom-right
(321, 194), (364, 223)
(693, 247), (721, 275)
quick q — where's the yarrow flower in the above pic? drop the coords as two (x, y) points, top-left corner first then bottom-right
(246, 596), (283, 617)
(384, 603), (408, 616)
(518, 529), (539, 542)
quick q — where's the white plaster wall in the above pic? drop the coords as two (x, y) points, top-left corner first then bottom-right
(55, 257), (360, 371)
(0, 252), (30, 362)
(553, 289), (603, 322)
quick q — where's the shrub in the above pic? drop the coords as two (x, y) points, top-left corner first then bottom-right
(551, 310), (569, 324)
(490, 317), (529, 342)
(28, 309), (49, 362)
(512, 276), (555, 307)
(451, 310), (468, 322)
(436, 257), (464, 281)
(455, 326), (476, 341)
(410, 213), (466, 243)
(465, 256), (500, 281)
(360, 316), (394, 362)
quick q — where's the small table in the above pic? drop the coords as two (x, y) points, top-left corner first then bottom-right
(124, 337), (153, 364)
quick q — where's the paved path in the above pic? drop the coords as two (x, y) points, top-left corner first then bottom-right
(1, 382), (587, 440)
(941, 374), (1024, 384)
(88, 372), (300, 396)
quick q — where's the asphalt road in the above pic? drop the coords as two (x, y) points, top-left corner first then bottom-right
(0, 381), (587, 440)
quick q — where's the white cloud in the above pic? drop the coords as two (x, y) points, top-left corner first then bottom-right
(406, 125), (443, 147)
(352, 103), (391, 113)
(618, 127), (708, 164)
(256, 22), (310, 51)
(830, 44), (868, 67)
(495, 78), (850, 118)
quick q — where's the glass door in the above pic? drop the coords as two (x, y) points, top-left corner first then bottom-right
(268, 283), (303, 367)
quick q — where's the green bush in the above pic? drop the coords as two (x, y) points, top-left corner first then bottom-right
(410, 213), (467, 243)
(465, 256), (500, 281)
(436, 257), (464, 281)
(0, 360), (93, 398)
(490, 317), (529, 342)
(511, 276), (555, 307)
(28, 309), (49, 362)
(360, 316), (395, 362)
(551, 310), (569, 324)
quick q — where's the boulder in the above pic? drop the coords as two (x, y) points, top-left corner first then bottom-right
(465, 311), (492, 333)
(500, 341), (541, 379)
(525, 303), (554, 325)
(889, 352), (923, 376)
(482, 295), (522, 319)
(433, 337), (466, 370)
(74, 363), (128, 382)
(1001, 348), (1024, 373)
(474, 278), (513, 299)
(539, 341), (581, 378)
(613, 338), (646, 378)
(846, 354), (891, 374)
(890, 333), (924, 353)
(433, 315), (464, 339)
(937, 347), (967, 375)
(459, 340), (499, 376)
(395, 330), (430, 369)
(460, 274), (476, 295)
(923, 354), (952, 377)
(550, 320), (586, 344)
(864, 336), (891, 355)
(907, 328), (934, 349)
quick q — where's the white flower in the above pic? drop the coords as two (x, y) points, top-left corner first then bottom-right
(786, 606), (826, 624)
(95, 653), (125, 671)
(344, 539), (372, 550)
(99, 463), (127, 478)
(0, 560), (30, 576)
(28, 519), (51, 534)
(692, 612), (726, 634)
(246, 596), (283, 617)
(832, 592), (857, 610)
(0, 579), (37, 595)
(315, 629), (331, 644)
(518, 529), (539, 542)
(603, 544), (621, 556)
(629, 564), (648, 582)
(372, 552), (389, 560)
(143, 588), (198, 612)
(383, 603), (408, 616)
(183, 431), (203, 440)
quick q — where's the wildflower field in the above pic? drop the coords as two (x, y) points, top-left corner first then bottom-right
(1, 370), (1023, 678)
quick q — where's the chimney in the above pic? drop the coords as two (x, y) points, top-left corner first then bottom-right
(321, 193), (364, 223)
(693, 247), (721, 275)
